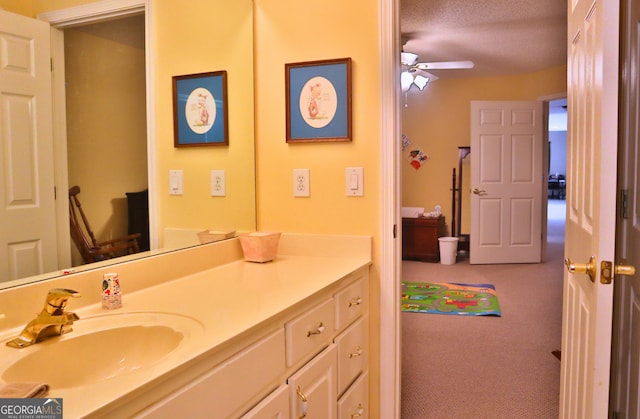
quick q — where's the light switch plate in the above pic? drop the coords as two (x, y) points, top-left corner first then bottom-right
(211, 170), (225, 196)
(346, 167), (363, 196)
(169, 169), (183, 195)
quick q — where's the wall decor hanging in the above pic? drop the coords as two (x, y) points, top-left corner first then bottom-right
(173, 71), (228, 147)
(285, 58), (352, 143)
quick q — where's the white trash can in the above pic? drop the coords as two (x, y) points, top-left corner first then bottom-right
(438, 237), (459, 265)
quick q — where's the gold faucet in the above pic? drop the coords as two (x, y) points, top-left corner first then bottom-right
(6, 288), (81, 349)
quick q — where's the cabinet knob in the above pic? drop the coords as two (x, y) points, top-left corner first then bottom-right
(306, 322), (325, 337)
(349, 404), (365, 418)
(296, 385), (308, 419)
(348, 297), (362, 307)
(349, 346), (363, 358)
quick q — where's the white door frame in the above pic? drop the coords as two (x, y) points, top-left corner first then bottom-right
(37, 0), (158, 255)
(378, 0), (402, 417)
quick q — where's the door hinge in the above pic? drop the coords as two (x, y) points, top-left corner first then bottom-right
(54, 186), (57, 200)
(620, 189), (628, 219)
(50, 57), (54, 72)
(393, 224), (397, 239)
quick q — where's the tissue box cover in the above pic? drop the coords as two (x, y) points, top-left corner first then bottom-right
(198, 229), (236, 244)
(238, 232), (281, 262)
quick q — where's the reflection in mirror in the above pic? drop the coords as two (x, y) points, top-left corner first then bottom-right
(0, 1), (256, 290)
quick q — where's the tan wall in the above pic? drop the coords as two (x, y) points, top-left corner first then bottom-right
(402, 65), (567, 235)
(64, 17), (147, 265)
(152, 0), (256, 240)
(0, 0), (31, 15)
(253, 0), (381, 414)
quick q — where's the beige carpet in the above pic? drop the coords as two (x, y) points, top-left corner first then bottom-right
(401, 209), (564, 418)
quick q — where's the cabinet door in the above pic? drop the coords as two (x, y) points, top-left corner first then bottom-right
(139, 329), (285, 419)
(242, 384), (290, 419)
(338, 371), (368, 419)
(288, 345), (338, 419)
(335, 316), (368, 396)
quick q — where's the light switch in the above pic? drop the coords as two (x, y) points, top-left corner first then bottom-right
(169, 170), (183, 195)
(211, 170), (225, 196)
(346, 167), (363, 196)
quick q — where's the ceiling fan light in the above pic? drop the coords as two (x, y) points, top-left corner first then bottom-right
(413, 75), (429, 90)
(401, 52), (418, 66)
(401, 71), (414, 92)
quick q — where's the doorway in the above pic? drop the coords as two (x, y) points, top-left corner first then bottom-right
(547, 97), (567, 245)
(63, 15), (148, 266)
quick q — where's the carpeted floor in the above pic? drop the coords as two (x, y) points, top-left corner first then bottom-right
(401, 202), (565, 418)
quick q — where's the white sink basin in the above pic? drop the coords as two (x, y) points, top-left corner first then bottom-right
(1, 312), (204, 389)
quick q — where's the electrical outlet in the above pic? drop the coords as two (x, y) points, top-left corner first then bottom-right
(210, 170), (225, 196)
(293, 168), (310, 197)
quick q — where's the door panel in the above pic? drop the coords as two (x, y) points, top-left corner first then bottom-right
(610, 0), (640, 416)
(470, 101), (543, 264)
(560, 0), (620, 417)
(0, 10), (56, 283)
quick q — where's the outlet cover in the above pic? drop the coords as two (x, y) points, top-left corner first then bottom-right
(293, 168), (310, 197)
(211, 170), (225, 196)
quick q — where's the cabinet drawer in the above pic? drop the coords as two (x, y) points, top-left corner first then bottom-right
(286, 298), (335, 367)
(338, 371), (369, 419)
(334, 316), (368, 396)
(288, 344), (338, 419)
(139, 328), (285, 419)
(241, 384), (290, 419)
(335, 276), (367, 331)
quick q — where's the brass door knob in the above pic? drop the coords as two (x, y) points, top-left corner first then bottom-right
(472, 188), (486, 195)
(564, 256), (597, 282)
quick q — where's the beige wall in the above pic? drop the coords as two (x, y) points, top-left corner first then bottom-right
(0, 0), (31, 15)
(64, 17), (147, 265)
(402, 65), (567, 235)
(152, 0), (256, 240)
(253, 1), (381, 414)
(27, 0), (258, 245)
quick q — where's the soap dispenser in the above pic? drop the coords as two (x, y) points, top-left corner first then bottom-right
(102, 272), (122, 309)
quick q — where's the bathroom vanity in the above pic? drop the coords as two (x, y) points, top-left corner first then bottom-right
(0, 234), (371, 418)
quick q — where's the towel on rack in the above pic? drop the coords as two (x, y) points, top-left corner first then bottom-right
(0, 382), (50, 398)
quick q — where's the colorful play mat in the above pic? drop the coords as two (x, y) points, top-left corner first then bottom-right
(402, 282), (502, 316)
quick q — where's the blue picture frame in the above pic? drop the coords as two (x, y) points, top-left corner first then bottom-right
(285, 58), (352, 143)
(173, 71), (228, 147)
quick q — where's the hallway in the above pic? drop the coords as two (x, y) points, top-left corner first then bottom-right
(401, 204), (564, 418)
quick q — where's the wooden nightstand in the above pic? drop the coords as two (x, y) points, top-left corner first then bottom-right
(402, 215), (446, 262)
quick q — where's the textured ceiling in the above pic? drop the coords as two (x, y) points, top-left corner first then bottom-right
(401, 0), (567, 79)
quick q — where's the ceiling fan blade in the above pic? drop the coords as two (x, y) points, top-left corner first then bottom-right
(420, 71), (438, 82)
(400, 52), (418, 66)
(415, 60), (474, 70)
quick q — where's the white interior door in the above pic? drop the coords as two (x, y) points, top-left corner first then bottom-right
(0, 10), (57, 282)
(610, 0), (640, 416)
(559, 0), (620, 417)
(469, 100), (543, 264)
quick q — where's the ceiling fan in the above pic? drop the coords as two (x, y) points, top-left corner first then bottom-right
(401, 52), (474, 71)
(400, 51), (474, 92)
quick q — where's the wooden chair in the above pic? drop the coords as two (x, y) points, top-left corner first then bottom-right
(69, 185), (141, 264)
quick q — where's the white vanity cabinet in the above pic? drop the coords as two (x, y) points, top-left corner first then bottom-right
(136, 267), (369, 419)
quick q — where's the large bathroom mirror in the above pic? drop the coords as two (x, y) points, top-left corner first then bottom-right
(0, 0), (256, 290)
